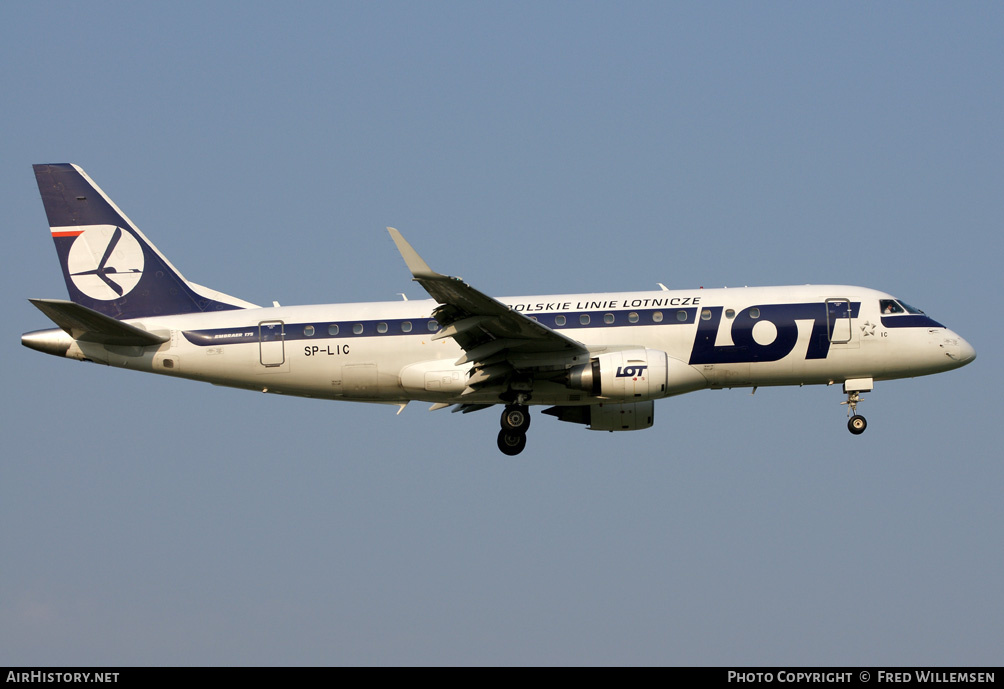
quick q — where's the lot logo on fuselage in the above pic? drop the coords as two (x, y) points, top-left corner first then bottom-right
(688, 302), (859, 365)
(66, 225), (144, 300)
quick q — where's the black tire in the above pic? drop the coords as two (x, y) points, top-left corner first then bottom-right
(497, 429), (527, 456)
(848, 415), (867, 435)
(500, 405), (531, 433)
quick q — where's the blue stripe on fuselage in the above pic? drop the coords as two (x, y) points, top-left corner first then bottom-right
(181, 302), (862, 366)
(182, 307), (700, 346)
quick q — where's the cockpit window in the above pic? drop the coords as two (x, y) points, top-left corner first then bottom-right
(879, 299), (904, 315)
(880, 299), (926, 315)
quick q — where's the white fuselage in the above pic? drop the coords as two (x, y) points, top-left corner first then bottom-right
(23, 284), (975, 408)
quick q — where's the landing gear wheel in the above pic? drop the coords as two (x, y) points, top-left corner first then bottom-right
(500, 405), (531, 433)
(847, 415), (867, 435)
(497, 430), (527, 456)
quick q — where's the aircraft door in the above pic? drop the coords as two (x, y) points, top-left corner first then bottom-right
(259, 320), (285, 366)
(826, 299), (852, 344)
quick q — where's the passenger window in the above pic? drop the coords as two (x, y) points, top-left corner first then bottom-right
(328, 324), (339, 336)
(604, 313), (615, 324)
(725, 309), (735, 319)
(628, 312), (639, 323)
(701, 309), (712, 321)
(304, 325), (315, 337)
(677, 310), (687, 322)
(377, 322), (388, 334)
(750, 308), (760, 319)
(554, 315), (566, 326)
(580, 314), (591, 325)
(401, 321), (412, 333)
(353, 323), (364, 335)
(427, 320), (438, 332)
(652, 311), (663, 323)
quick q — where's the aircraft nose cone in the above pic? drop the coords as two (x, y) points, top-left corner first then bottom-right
(941, 331), (976, 367)
(957, 336), (976, 365)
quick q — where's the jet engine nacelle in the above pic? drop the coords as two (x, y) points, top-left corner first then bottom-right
(568, 348), (706, 401)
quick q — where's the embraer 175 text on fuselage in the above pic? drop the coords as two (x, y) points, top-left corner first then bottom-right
(22, 164), (976, 455)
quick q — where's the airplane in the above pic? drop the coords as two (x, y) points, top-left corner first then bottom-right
(22, 163), (976, 455)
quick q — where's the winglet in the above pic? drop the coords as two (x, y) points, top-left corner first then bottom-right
(387, 227), (442, 280)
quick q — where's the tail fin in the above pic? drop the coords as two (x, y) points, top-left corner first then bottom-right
(33, 164), (257, 319)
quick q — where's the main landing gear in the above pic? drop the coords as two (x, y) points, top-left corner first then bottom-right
(497, 404), (531, 456)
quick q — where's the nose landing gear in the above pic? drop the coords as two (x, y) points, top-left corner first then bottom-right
(847, 410), (867, 435)
(840, 378), (873, 435)
(497, 403), (530, 455)
(842, 390), (867, 434)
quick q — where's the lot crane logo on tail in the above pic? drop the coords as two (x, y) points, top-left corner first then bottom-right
(65, 225), (144, 300)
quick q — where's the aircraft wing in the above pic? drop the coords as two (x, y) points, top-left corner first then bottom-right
(388, 228), (589, 397)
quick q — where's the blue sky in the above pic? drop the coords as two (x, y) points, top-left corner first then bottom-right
(2, 2), (1001, 665)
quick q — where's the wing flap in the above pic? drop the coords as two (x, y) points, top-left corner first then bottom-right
(431, 315), (495, 341)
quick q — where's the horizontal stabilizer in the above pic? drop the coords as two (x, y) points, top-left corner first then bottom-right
(28, 298), (169, 346)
